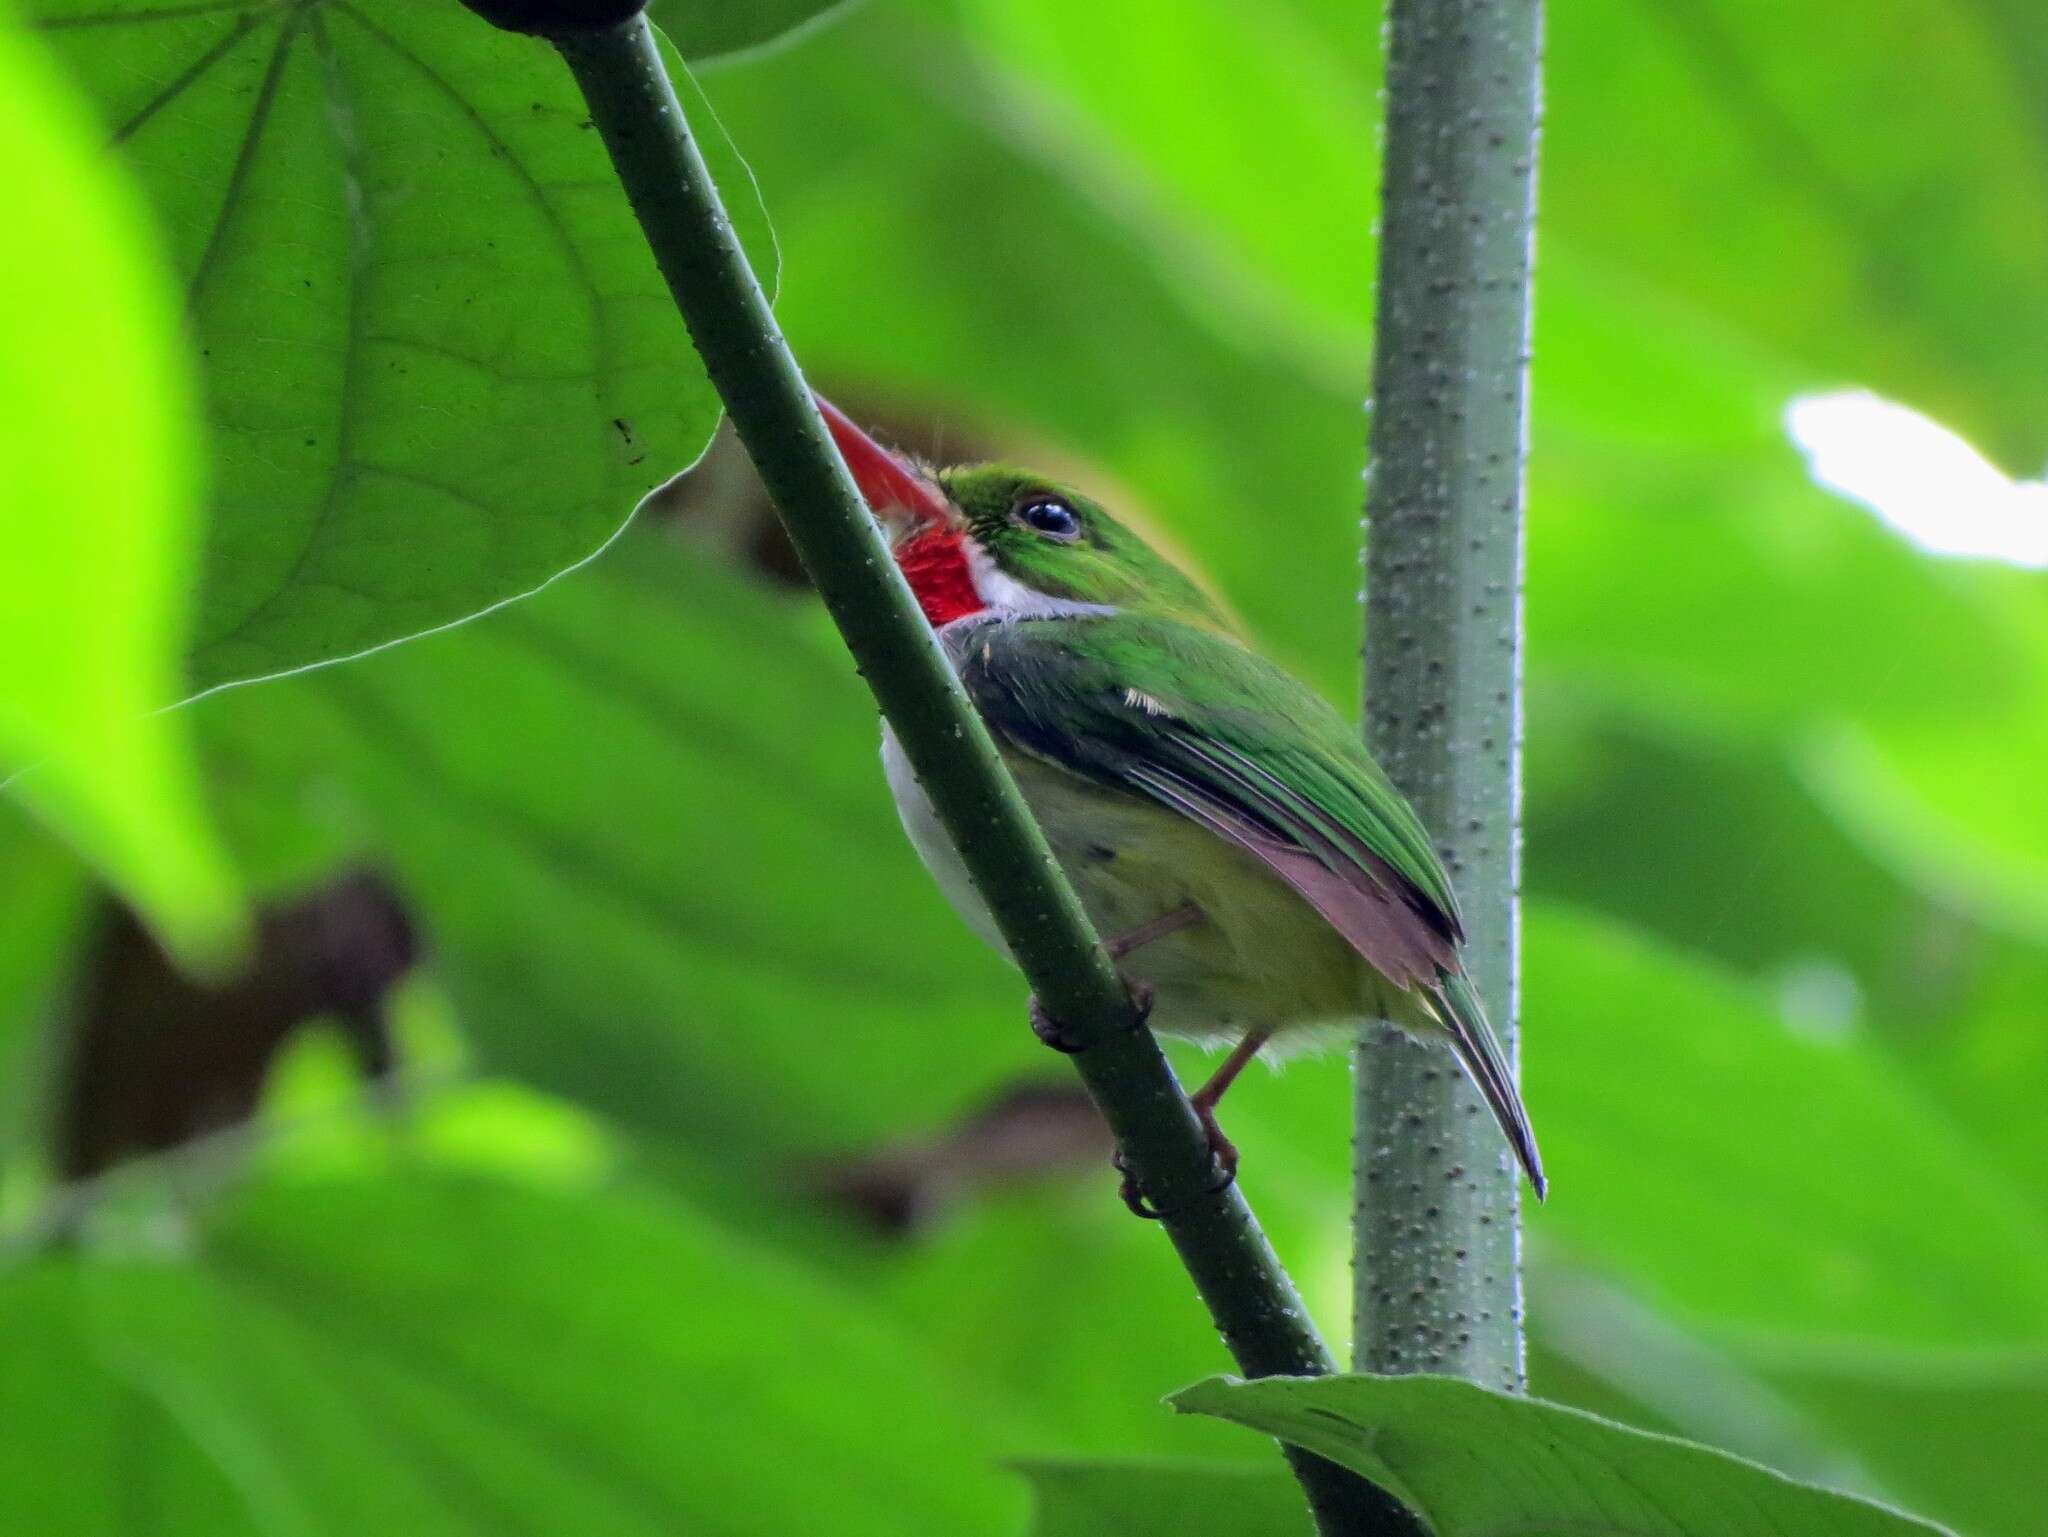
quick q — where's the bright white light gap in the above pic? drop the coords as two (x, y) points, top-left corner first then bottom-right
(1785, 389), (2048, 568)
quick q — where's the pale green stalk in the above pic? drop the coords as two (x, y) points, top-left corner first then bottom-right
(1356, 0), (1544, 1392)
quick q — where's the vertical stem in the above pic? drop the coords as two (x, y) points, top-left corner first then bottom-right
(1355, 0), (1543, 1393)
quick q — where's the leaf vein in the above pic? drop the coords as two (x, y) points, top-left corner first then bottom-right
(111, 11), (266, 146)
(39, 0), (264, 30)
(195, 3), (365, 656)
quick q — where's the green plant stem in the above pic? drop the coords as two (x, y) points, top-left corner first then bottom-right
(1356, 0), (1543, 1393)
(459, 7), (1411, 1531)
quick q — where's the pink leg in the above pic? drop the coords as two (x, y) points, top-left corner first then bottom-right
(1115, 1028), (1271, 1219)
(1106, 902), (1203, 960)
(1187, 1027), (1275, 1185)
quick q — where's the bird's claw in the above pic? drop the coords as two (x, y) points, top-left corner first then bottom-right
(1113, 1149), (1165, 1219)
(1194, 1102), (1240, 1195)
(1028, 976), (1154, 1056)
(1123, 978), (1155, 1030)
(1111, 1107), (1238, 1221)
(1028, 995), (1085, 1054)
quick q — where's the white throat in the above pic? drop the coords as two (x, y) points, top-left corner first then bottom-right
(963, 540), (1118, 621)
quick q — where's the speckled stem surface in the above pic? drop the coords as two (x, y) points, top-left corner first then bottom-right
(508, 14), (1413, 1533)
(1356, 0), (1543, 1392)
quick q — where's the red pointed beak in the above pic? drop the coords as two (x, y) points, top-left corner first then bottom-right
(814, 393), (950, 538)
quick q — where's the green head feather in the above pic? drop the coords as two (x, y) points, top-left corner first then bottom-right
(938, 465), (1231, 630)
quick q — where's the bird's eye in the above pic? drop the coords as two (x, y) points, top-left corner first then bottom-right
(1015, 495), (1082, 542)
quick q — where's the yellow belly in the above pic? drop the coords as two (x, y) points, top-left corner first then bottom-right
(881, 726), (1422, 1051)
(1008, 753), (1414, 1048)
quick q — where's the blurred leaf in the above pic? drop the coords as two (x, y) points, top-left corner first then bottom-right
(919, 0), (2048, 474)
(0, 809), (89, 1175)
(0, 1160), (1021, 1536)
(0, 14), (240, 966)
(1172, 1373), (1950, 1536)
(1526, 705), (1936, 986)
(1805, 708), (2048, 944)
(31, 0), (771, 689)
(0, 1261), (262, 1536)
(1529, 1276), (2048, 1537)
(863, 1187), (1280, 1462)
(1759, 1360), (2048, 1537)
(195, 532), (1029, 1172)
(937, 0), (1378, 376)
(1528, 906), (2048, 1355)
(1019, 1461), (1311, 1537)
(46, 872), (413, 1185)
(1529, 470), (2030, 739)
(1546, 0), (2048, 464)
(655, 0), (859, 63)
(1538, 1293), (2048, 1537)
(1889, 934), (2048, 1205)
(1526, 1269), (1877, 1495)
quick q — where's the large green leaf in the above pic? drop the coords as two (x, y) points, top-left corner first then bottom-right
(0, 1153), (1021, 1535)
(1172, 1374), (1950, 1537)
(1019, 1461), (1311, 1537)
(0, 13), (239, 966)
(1526, 907), (2048, 1355)
(1887, 933), (2048, 1208)
(862, 1177), (1327, 1463)
(32, 0), (771, 689)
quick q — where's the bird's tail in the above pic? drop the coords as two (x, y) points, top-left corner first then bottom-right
(1426, 970), (1546, 1200)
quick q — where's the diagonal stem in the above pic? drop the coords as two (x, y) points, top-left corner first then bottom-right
(455, 3), (1420, 1532)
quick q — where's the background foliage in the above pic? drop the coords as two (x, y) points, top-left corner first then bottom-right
(3, 0), (2042, 1532)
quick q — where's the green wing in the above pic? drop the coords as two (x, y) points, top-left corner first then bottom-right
(950, 613), (1463, 988)
(953, 612), (1546, 1197)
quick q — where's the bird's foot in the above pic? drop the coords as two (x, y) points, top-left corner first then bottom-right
(1028, 995), (1084, 1054)
(1027, 977), (1153, 1055)
(1124, 977), (1155, 1029)
(1191, 1098), (1240, 1195)
(1110, 1103), (1237, 1222)
(1113, 1149), (1164, 1220)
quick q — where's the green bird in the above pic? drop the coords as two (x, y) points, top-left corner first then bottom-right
(819, 400), (1544, 1201)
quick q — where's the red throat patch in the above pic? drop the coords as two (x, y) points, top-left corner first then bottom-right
(895, 528), (986, 627)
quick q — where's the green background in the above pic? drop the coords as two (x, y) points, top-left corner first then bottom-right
(3, 0), (2042, 1531)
